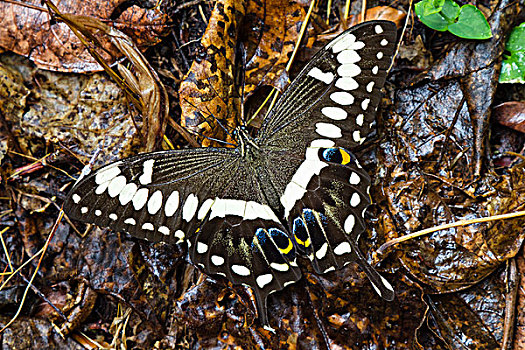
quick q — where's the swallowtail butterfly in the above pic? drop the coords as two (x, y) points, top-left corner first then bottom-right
(64, 20), (397, 327)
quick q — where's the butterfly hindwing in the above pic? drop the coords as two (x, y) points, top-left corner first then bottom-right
(189, 212), (301, 325)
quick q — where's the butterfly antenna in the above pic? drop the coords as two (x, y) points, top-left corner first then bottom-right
(236, 42), (248, 127)
(182, 96), (236, 142)
(180, 97), (237, 147)
(202, 103), (236, 141)
(186, 128), (237, 147)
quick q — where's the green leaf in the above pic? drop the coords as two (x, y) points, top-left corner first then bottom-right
(499, 52), (525, 83)
(415, 0), (442, 17)
(440, 0), (460, 22)
(415, 1), (449, 31)
(447, 5), (492, 39)
(506, 22), (525, 52)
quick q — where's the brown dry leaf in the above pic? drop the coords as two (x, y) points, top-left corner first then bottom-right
(44, 8), (169, 152)
(0, 54), (135, 164)
(178, 0), (306, 147)
(493, 101), (525, 133)
(179, 0), (247, 147)
(317, 6), (405, 41)
(243, 0), (306, 96)
(0, 0), (168, 72)
(364, 6), (406, 27)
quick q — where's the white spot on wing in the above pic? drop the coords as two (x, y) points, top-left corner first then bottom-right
(95, 181), (109, 195)
(337, 49), (361, 64)
(372, 66), (379, 75)
(231, 264), (251, 276)
(270, 262), (289, 271)
(335, 77), (358, 90)
(353, 130), (365, 143)
(330, 91), (354, 105)
(334, 242), (352, 255)
(328, 33), (365, 53)
(124, 218), (136, 225)
(337, 63), (361, 77)
(142, 222), (154, 231)
(344, 215), (355, 233)
(256, 274), (273, 288)
(147, 190), (163, 215)
(377, 52), (384, 59)
(72, 194), (81, 203)
(81, 207), (88, 214)
(95, 210), (102, 216)
(350, 192), (361, 207)
(361, 98), (370, 110)
(366, 81), (375, 93)
(315, 242), (328, 259)
(197, 242), (208, 254)
(321, 107), (347, 120)
(307, 67), (334, 84)
(315, 123), (342, 138)
(108, 175), (127, 198)
(109, 213), (118, 220)
(139, 159), (155, 185)
(356, 113), (364, 126)
(165, 190), (179, 217)
(310, 139), (335, 148)
(349, 172), (361, 185)
(381, 39), (388, 46)
(211, 255), (225, 266)
(174, 230), (185, 243)
(95, 165), (121, 185)
(182, 193), (199, 222)
(132, 188), (149, 210)
(119, 183), (138, 205)
(197, 198), (214, 220)
(375, 25), (384, 34)
(158, 226), (170, 236)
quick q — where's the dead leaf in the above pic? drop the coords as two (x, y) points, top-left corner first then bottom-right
(0, 0), (168, 72)
(493, 101), (525, 133)
(179, 0), (306, 146)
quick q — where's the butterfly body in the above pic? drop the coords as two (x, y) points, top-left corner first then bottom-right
(64, 21), (398, 327)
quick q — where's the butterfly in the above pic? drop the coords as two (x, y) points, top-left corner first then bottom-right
(63, 20), (398, 328)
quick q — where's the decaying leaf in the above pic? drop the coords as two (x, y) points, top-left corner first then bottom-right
(0, 0), (168, 72)
(179, 0), (306, 146)
(493, 101), (525, 133)
(0, 54), (135, 164)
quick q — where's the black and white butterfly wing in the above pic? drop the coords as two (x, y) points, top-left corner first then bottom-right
(64, 20), (398, 327)
(63, 148), (301, 325)
(258, 21), (397, 299)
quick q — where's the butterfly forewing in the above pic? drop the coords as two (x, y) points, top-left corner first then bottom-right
(64, 20), (398, 327)
(259, 21), (396, 149)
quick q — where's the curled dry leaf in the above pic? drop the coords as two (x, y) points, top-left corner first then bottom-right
(493, 101), (525, 133)
(0, 0), (168, 72)
(179, 0), (306, 146)
(45, 9), (169, 152)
